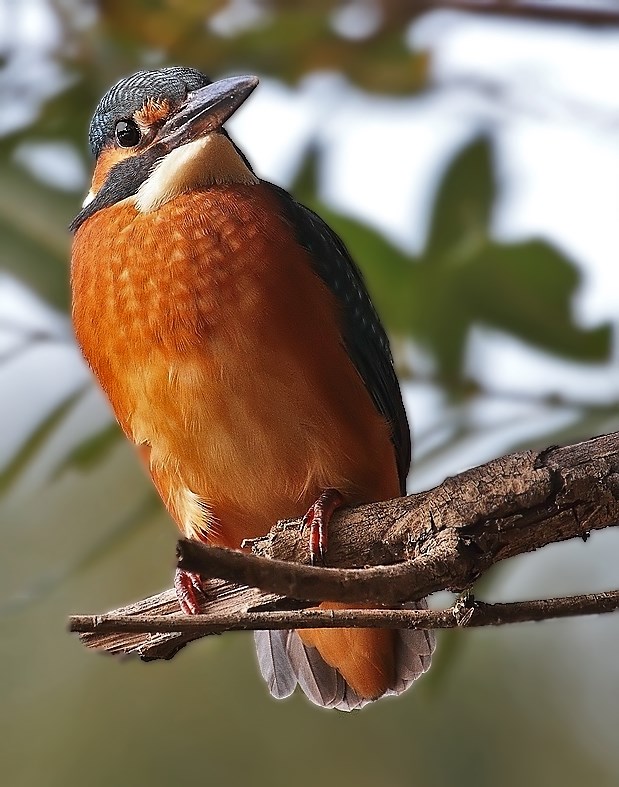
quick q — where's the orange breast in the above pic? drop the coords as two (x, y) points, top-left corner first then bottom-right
(71, 182), (402, 698)
(72, 184), (400, 543)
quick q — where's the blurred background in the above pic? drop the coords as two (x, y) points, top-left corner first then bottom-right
(2, 1), (619, 785)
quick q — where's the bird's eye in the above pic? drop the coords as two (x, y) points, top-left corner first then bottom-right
(114, 119), (141, 148)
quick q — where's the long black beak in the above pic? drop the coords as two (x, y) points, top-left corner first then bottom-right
(159, 75), (259, 149)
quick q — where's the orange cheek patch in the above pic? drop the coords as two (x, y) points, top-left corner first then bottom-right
(135, 98), (171, 127)
(91, 146), (134, 193)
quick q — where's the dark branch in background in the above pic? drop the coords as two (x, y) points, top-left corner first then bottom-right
(0, 319), (68, 365)
(422, 1), (619, 26)
(69, 432), (619, 659)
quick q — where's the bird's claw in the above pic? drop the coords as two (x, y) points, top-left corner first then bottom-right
(303, 488), (344, 566)
(174, 568), (207, 614)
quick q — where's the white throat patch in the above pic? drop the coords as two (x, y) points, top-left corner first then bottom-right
(134, 134), (258, 213)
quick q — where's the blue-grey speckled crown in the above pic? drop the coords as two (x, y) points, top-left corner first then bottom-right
(88, 67), (212, 156)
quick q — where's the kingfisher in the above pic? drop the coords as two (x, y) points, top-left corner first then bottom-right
(70, 67), (434, 710)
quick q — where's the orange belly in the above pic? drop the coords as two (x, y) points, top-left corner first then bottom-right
(71, 183), (401, 697)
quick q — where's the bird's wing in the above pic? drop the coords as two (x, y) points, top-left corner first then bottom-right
(269, 184), (411, 493)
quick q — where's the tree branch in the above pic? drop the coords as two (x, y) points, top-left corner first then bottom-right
(178, 433), (619, 602)
(70, 581), (285, 660)
(417, 1), (619, 27)
(69, 432), (619, 659)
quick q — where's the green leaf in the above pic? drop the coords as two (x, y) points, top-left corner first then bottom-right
(465, 240), (610, 362)
(0, 386), (88, 495)
(52, 422), (121, 477)
(0, 153), (76, 310)
(425, 136), (495, 259)
(417, 137), (611, 379)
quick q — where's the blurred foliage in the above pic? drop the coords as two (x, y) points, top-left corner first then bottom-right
(2, 3), (619, 787)
(0, 386), (88, 495)
(0, 151), (75, 309)
(293, 139), (611, 384)
(99, 0), (430, 92)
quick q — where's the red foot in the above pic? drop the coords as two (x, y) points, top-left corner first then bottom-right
(303, 488), (344, 565)
(174, 568), (207, 614)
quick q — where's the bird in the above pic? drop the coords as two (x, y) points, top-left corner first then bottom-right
(70, 66), (435, 710)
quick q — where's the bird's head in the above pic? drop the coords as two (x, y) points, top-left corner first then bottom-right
(71, 67), (259, 231)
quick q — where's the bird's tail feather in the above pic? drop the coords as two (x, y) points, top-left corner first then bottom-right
(254, 600), (435, 711)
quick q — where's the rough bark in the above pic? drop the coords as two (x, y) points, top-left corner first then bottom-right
(69, 433), (619, 659)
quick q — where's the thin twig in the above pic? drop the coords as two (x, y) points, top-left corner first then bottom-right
(69, 589), (619, 638)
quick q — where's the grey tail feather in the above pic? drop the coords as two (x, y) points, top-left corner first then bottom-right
(254, 629), (297, 699)
(253, 599), (436, 712)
